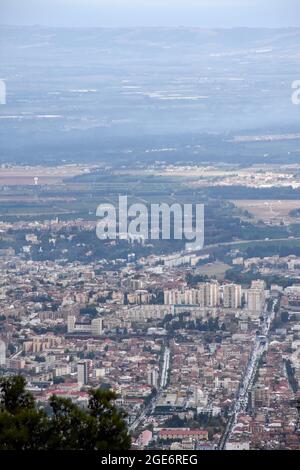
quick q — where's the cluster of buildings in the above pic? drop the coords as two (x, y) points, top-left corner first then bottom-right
(163, 280), (265, 314)
(0, 222), (299, 450)
(227, 338), (300, 450)
(160, 164), (300, 191)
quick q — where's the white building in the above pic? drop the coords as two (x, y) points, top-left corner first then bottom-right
(225, 442), (250, 451)
(0, 340), (6, 366)
(91, 318), (103, 336)
(67, 315), (103, 336)
(164, 282), (219, 307)
(67, 315), (76, 333)
(77, 361), (88, 386)
(147, 368), (159, 388)
(198, 282), (220, 308)
(223, 284), (242, 309)
(247, 288), (265, 313)
(126, 305), (173, 322)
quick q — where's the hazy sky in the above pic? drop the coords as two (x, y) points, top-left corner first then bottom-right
(1, 0), (299, 28)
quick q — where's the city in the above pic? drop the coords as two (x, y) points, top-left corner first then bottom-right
(0, 0), (300, 456)
(1, 222), (300, 449)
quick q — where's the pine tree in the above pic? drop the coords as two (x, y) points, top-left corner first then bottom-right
(0, 375), (131, 450)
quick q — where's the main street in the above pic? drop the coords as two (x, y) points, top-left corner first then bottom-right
(129, 298), (278, 437)
(129, 346), (170, 432)
(218, 299), (277, 450)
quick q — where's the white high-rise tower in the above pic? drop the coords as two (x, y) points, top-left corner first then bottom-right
(0, 340), (6, 366)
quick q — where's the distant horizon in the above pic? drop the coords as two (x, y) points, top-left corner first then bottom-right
(1, 0), (299, 28)
(1, 24), (300, 30)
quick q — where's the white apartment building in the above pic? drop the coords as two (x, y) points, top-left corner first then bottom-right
(247, 288), (265, 313)
(67, 315), (103, 336)
(0, 340), (6, 366)
(77, 361), (88, 386)
(147, 368), (159, 388)
(164, 282), (220, 308)
(223, 284), (242, 309)
(125, 305), (173, 322)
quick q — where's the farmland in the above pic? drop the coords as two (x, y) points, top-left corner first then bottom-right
(231, 199), (300, 224)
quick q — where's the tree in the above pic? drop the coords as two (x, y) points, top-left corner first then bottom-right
(0, 375), (131, 450)
(0, 375), (34, 414)
(280, 311), (289, 323)
(0, 376), (48, 450)
(48, 390), (131, 450)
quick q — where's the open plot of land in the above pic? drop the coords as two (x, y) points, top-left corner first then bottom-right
(0, 165), (96, 186)
(197, 262), (231, 280)
(232, 200), (300, 224)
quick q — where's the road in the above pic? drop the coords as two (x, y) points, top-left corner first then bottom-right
(129, 346), (170, 432)
(218, 299), (277, 450)
(161, 235), (300, 267)
(186, 236), (300, 257)
(160, 347), (170, 388)
(10, 349), (23, 359)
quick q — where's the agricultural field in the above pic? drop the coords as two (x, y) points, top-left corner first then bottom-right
(231, 199), (300, 224)
(0, 165), (95, 186)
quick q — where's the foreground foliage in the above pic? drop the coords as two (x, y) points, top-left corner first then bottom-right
(0, 376), (131, 450)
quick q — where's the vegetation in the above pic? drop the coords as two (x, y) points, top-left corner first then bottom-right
(284, 360), (298, 393)
(0, 375), (131, 450)
(163, 413), (226, 440)
(226, 265), (298, 288)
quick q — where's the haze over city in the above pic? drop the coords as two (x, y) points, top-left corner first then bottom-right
(0, 0), (300, 456)
(1, 0), (300, 27)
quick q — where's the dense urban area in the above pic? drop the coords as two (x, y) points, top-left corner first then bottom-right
(1, 25), (300, 451)
(0, 162), (300, 450)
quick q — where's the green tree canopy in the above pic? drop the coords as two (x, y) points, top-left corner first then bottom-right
(0, 375), (131, 450)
